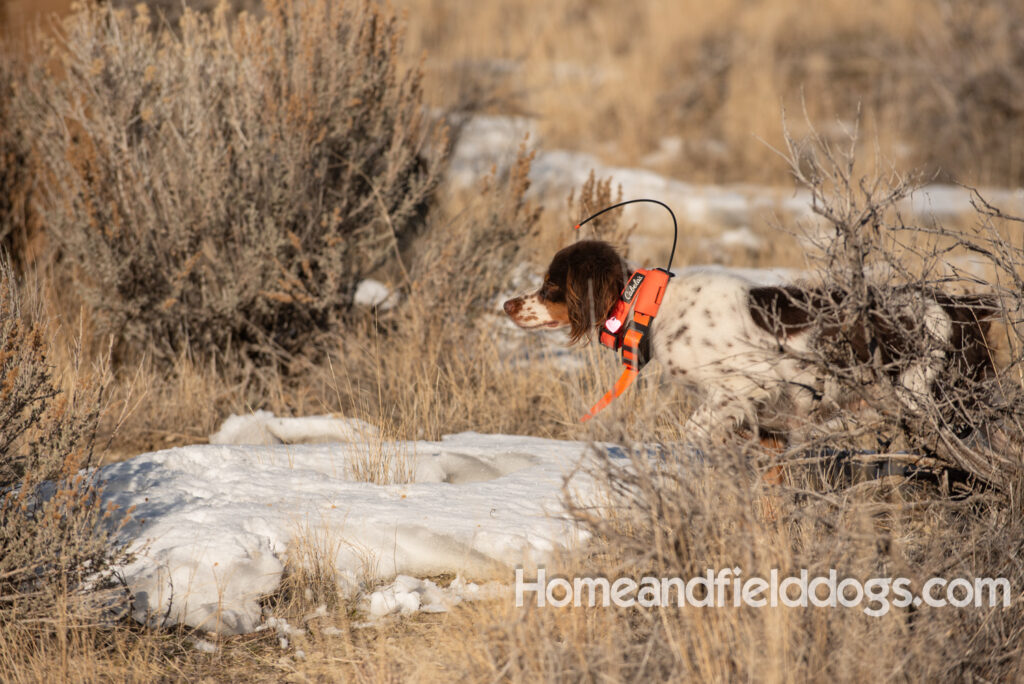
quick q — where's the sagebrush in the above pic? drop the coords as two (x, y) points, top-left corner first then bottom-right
(769, 117), (1024, 488)
(17, 0), (444, 373)
(0, 260), (129, 641)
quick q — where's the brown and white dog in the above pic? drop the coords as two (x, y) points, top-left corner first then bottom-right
(503, 240), (999, 440)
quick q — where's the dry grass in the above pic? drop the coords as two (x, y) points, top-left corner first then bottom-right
(5, 450), (1012, 683)
(2, 0), (1024, 681)
(396, 0), (1024, 187)
(7, 0), (1024, 186)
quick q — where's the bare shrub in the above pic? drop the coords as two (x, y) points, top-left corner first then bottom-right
(109, 0), (261, 27)
(0, 261), (130, 634)
(566, 171), (631, 249)
(17, 0), (444, 371)
(768, 115), (1024, 488)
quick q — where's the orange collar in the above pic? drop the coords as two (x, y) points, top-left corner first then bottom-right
(581, 268), (672, 422)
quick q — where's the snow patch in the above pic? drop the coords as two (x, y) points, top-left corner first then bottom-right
(366, 575), (444, 618)
(716, 226), (764, 251)
(354, 279), (399, 310)
(362, 574), (509, 620)
(102, 430), (599, 635)
(208, 411), (379, 446)
(257, 616), (305, 637)
(191, 638), (218, 653)
(678, 264), (800, 286)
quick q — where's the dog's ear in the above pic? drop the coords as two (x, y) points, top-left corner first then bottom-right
(565, 253), (627, 344)
(565, 273), (593, 344)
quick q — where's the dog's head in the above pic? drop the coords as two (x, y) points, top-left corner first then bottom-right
(503, 240), (628, 343)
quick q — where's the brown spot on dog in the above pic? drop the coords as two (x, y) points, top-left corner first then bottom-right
(503, 298), (523, 317)
(748, 286), (816, 339)
(540, 300), (569, 326)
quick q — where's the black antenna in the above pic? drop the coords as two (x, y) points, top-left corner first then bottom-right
(574, 198), (678, 273)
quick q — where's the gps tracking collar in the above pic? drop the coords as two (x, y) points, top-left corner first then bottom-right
(574, 199), (678, 422)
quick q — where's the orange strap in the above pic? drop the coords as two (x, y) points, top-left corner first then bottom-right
(580, 367), (639, 422)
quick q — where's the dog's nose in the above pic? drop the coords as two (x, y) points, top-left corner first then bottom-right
(503, 298), (520, 316)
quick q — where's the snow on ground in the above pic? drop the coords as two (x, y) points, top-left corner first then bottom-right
(354, 278), (400, 310)
(449, 114), (1024, 235)
(101, 420), (603, 635)
(363, 574), (508, 620)
(710, 226), (764, 252)
(208, 410), (380, 446)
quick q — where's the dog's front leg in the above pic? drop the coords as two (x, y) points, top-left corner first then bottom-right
(682, 400), (718, 441)
(682, 390), (751, 443)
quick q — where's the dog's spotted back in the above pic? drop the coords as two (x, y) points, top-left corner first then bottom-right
(504, 240), (998, 440)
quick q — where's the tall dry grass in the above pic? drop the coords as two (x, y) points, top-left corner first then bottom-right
(10, 0), (1024, 187)
(398, 0), (1024, 187)
(24, 444), (1012, 683)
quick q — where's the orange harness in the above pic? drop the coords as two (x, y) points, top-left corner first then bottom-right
(580, 267), (672, 422)
(573, 198), (679, 423)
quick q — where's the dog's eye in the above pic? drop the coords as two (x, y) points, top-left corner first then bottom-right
(539, 282), (564, 302)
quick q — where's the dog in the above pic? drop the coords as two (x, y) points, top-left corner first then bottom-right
(503, 240), (999, 441)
